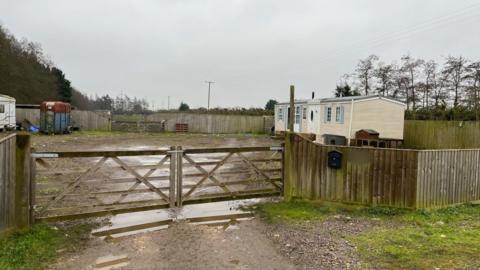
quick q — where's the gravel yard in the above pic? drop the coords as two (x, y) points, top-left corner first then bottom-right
(31, 131), (276, 152)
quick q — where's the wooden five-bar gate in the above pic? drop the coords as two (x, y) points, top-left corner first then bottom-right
(32, 146), (283, 221)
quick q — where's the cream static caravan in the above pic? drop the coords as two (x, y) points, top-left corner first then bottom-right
(275, 95), (406, 145)
(274, 100), (308, 133)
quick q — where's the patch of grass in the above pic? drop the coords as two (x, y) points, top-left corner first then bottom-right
(352, 204), (480, 269)
(0, 223), (92, 270)
(256, 200), (408, 222)
(72, 130), (126, 136)
(353, 225), (480, 269)
(256, 200), (480, 269)
(256, 200), (336, 222)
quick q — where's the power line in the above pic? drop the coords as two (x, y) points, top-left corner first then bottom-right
(315, 3), (480, 65)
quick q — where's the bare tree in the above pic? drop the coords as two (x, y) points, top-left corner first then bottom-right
(420, 60), (437, 108)
(355, 54), (379, 95)
(465, 61), (480, 119)
(374, 62), (395, 96)
(400, 54), (424, 110)
(442, 56), (469, 107)
(391, 64), (409, 106)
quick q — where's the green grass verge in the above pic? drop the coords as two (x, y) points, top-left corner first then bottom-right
(256, 200), (480, 269)
(256, 200), (340, 222)
(353, 204), (480, 269)
(0, 223), (92, 270)
(255, 200), (410, 222)
(354, 225), (480, 269)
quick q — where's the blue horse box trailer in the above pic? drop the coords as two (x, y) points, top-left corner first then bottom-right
(40, 101), (72, 134)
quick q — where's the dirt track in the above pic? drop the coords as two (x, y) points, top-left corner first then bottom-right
(52, 220), (296, 270)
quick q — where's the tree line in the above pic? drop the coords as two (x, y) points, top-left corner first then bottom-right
(0, 24), (271, 115)
(0, 24), (151, 112)
(339, 54), (480, 120)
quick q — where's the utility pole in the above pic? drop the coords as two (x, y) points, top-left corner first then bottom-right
(205, 81), (215, 110)
(167, 96), (170, 110)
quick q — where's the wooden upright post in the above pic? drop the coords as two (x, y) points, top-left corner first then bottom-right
(283, 132), (294, 201)
(15, 133), (32, 228)
(176, 146), (183, 207)
(289, 85), (295, 132)
(169, 146), (176, 208)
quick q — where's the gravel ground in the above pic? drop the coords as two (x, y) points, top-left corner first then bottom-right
(32, 132), (277, 152)
(260, 215), (380, 270)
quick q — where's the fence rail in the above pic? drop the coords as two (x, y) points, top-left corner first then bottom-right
(284, 133), (480, 208)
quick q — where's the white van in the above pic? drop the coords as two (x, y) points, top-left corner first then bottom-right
(0, 94), (16, 131)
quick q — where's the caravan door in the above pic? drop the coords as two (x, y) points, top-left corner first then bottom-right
(294, 106), (300, 132)
(309, 105), (320, 134)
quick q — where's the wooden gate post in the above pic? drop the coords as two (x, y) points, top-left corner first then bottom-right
(169, 146), (177, 207)
(289, 85), (295, 132)
(15, 132), (32, 228)
(283, 132), (295, 201)
(176, 146), (183, 207)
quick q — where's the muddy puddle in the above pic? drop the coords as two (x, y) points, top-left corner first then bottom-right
(93, 198), (278, 237)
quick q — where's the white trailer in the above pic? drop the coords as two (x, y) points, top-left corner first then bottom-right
(0, 94), (16, 131)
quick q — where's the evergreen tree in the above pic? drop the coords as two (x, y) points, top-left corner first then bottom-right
(334, 83), (360, 97)
(179, 102), (190, 111)
(264, 99), (278, 111)
(51, 67), (72, 103)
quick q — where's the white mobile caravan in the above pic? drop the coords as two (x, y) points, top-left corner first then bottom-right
(0, 94), (16, 131)
(274, 100), (308, 133)
(275, 95), (406, 145)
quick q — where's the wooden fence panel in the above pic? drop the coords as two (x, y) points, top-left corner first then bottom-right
(404, 120), (480, 149)
(0, 134), (16, 235)
(416, 150), (480, 208)
(145, 113), (274, 134)
(71, 110), (111, 131)
(284, 133), (418, 208)
(285, 132), (480, 208)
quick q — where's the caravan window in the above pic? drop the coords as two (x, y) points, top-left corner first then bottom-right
(325, 107), (332, 122)
(0, 104), (4, 113)
(278, 108), (284, 120)
(335, 106), (344, 123)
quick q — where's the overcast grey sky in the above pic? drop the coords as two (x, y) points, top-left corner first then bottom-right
(1, 0), (480, 109)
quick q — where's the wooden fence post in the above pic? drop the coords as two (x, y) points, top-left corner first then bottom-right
(176, 146), (183, 207)
(283, 132), (295, 201)
(15, 132), (32, 228)
(169, 146), (176, 208)
(29, 156), (36, 223)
